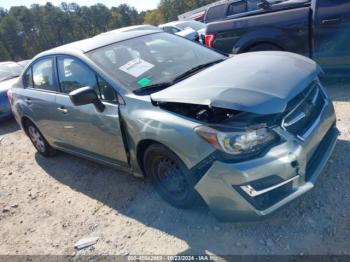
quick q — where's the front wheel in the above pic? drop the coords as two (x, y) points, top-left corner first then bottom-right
(143, 144), (201, 209)
(25, 122), (56, 157)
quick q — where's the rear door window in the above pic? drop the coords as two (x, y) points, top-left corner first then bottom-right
(23, 67), (33, 88)
(32, 58), (56, 91)
(227, 1), (248, 16)
(205, 4), (225, 23)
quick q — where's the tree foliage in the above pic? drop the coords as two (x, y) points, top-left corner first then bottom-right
(159, 0), (218, 21)
(0, 0), (215, 61)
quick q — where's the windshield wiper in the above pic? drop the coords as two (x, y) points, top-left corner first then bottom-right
(172, 59), (224, 83)
(133, 59), (224, 95)
(133, 82), (172, 95)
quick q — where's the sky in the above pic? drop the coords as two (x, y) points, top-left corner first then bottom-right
(0, 0), (160, 12)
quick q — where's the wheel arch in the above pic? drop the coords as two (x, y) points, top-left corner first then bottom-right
(233, 28), (289, 54)
(21, 116), (35, 136)
(136, 139), (164, 176)
(241, 41), (284, 53)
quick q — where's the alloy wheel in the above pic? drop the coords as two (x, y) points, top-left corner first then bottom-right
(28, 125), (46, 153)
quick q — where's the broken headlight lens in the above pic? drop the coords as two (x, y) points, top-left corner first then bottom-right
(195, 126), (279, 158)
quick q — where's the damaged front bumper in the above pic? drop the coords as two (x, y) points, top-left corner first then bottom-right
(194, 84), (338, 221)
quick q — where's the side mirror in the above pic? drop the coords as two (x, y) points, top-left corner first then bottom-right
(69, 86), (105, 112)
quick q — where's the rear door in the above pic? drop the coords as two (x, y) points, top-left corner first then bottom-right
(54, 55), (128, 166)
(20, 57), (61, 144)
(313, 0), (350, 73)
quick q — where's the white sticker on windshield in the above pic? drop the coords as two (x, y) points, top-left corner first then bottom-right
(119, 58), (154, 78)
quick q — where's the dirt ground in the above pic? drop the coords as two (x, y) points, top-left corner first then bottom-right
(0, 80), (350, 257)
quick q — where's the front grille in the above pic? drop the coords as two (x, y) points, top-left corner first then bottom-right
(282, 82), (326, 139)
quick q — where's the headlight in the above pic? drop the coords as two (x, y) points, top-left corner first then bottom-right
(195, 125), (279, 158)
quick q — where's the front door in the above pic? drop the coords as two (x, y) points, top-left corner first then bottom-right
(54, 56), (128, 166)
(313, 0), (350, 74)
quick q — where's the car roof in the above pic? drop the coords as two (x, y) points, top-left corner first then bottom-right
(0, 61), (17, 65)
(98, 25), (161, 36)
(39, 28), (161, 56)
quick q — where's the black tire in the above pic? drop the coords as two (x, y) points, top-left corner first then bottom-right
(24, 121), (56, 157)
(143, 144), (201, 209)
(247, 43), (282, 52)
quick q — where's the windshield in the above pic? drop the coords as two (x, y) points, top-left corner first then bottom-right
(87, 33), (224, 92)
(0, 62), (23, 82)
(176, 21), (205, 31)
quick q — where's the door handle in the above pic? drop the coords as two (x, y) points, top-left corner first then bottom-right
(322, 17), (341, 25)
(57, 106), (68, 114)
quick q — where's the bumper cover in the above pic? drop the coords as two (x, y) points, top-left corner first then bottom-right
(195, 96), (338, 221)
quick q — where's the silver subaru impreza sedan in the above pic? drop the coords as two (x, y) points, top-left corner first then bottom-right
(9, 28), (338, 220)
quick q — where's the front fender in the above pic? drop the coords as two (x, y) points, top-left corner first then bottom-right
(120, 96), (216, 173)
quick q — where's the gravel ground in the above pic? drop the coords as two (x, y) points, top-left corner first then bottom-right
(0, 80), (349, 257)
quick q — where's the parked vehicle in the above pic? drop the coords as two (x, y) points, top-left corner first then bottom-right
(11, 29), (337, 220)
(159, 20), (206, 42)
(17, 59), (31, 68)
(0, 61), (24, 120)
(204, 0), (350, 75)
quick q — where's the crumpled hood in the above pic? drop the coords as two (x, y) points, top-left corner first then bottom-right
(151, 52), (320, 115)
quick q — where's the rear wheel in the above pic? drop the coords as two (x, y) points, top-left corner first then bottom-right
(143, 144), (200, 209)
(247, 43), (282, 52)
(25, 121), (56, 157)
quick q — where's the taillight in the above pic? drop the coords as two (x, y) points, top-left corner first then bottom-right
(7, 89), (13, 105)
(204, 34), (216, 48)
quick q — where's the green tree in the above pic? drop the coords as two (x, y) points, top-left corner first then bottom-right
(143, 9), (165, 25)
(0, 0), (218, 61)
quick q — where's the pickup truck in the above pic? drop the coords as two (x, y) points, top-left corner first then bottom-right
(204, 0), (350, 75)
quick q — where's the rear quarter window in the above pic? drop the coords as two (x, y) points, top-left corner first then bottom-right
(23, 67), (33, 88)
(205, 4), (225, 23)
(32, 58), (56, 92)
(227, 1), (248, 16)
